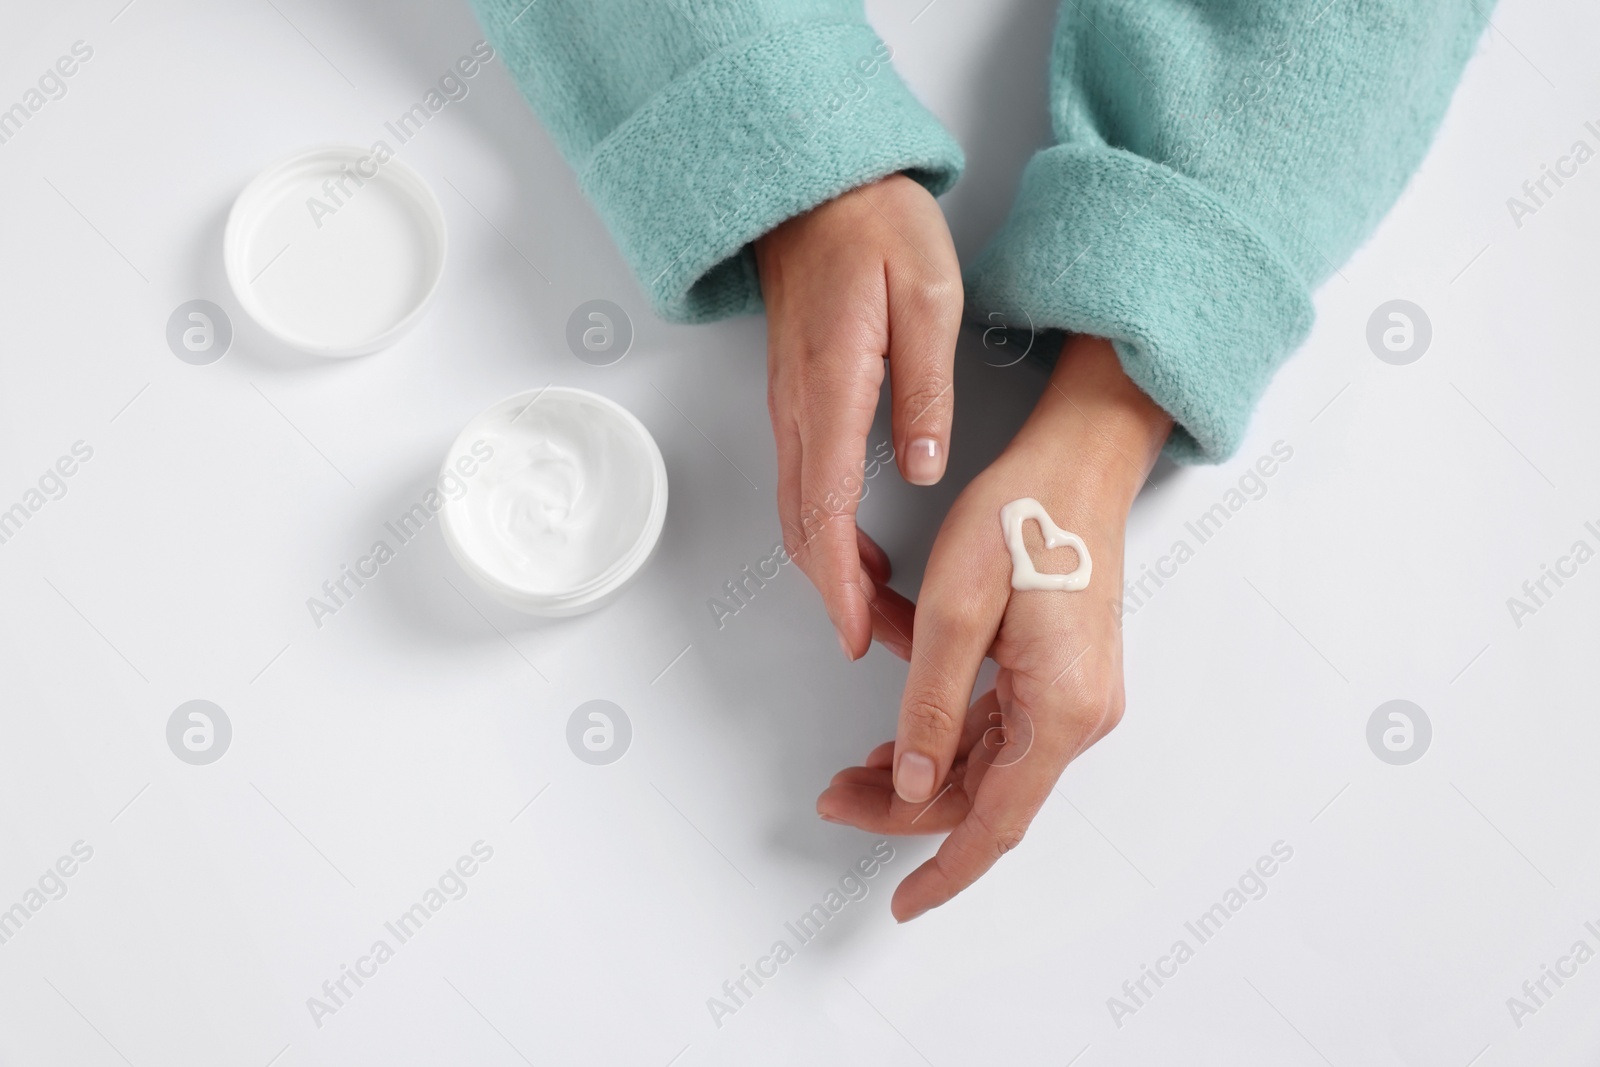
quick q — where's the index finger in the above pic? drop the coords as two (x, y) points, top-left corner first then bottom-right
(890, 539), (1009, 804)
(794, 368), (883, 659)
(889, 687), (1060, 922)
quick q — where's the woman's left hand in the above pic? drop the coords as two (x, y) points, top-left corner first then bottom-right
(817, 334), (1172, 921)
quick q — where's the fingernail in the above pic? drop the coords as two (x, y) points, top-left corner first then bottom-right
(895, 751), (936, 803)
(837, 629), (855, 661)
(903, 437), (944, 486)
(819, 811), (845, 824)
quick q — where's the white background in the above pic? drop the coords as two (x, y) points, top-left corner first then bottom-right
(0, 0), (1597, 1064)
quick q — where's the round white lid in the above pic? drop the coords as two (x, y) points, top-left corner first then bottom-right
(224, 145), (447, 357)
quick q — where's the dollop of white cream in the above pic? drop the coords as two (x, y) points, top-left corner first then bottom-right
(451, 394), (655, 595)
(1000, 497), (1092, 592)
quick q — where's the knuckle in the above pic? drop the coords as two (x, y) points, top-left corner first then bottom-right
(927, 848), (964, 891)
(1066, 661), (1124, 734)
(968, 807), (1027, 858)
(783, 514), (839, 572)
(1055, 680), (1126, 751)
(904, 274), (961, 316)
(1045, 649), (1112, 705)
(1098, 690), (1127, 734)
(993, 825), (1027, 856)
(778, 522), (807, 565)
(897, 378), (953, 429)
(795, 496), (851, 549)
(917, 601), (985, 648)
(800, 356), (889, 412)
(901, 695), (959, 740)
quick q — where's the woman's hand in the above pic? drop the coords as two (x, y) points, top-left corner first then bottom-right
(817, 335), (1173, 921)
(755, 174), (962, 660)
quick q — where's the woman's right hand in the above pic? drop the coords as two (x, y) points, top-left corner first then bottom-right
(754, 173), (963, 659)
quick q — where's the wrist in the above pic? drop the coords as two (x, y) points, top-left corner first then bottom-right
(1012, 335), (1172, 513)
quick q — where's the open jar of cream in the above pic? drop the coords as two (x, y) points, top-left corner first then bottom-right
(440, 387), (668, 616)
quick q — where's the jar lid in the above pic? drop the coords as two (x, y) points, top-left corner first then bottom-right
(224, 144), (447, 357)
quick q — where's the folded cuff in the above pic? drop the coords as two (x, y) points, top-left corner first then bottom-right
(580, 22), (964, 324)
(964, 145), (1314, 463)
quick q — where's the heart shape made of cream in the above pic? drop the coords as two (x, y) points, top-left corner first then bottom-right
(999, 497), (1092, 592)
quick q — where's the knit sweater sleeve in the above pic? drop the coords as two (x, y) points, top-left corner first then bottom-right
(470, 0), (964, 323)
(965, 0), (1490, 462)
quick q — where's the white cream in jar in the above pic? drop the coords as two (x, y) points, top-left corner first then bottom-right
(442, 387), (668, 615)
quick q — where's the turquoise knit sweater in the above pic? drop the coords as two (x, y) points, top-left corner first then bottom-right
(471, 0), (1488, 461)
